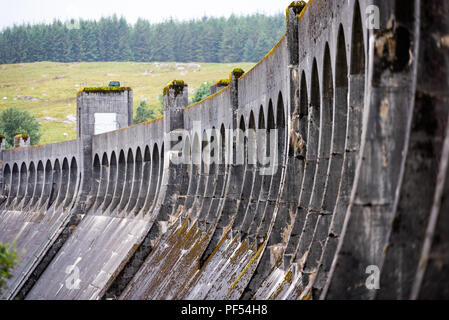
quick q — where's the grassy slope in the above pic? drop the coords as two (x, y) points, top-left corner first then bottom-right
(0, 61), (255, 145)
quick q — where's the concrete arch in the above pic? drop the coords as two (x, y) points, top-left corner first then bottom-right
(125, 147), (143, 214)
(204, 124), (228, 228)
(141, 143), (160, 216)
(22, 162), (36, 210)
(194, 129), (214, 225)
(38, 160), (53, 211)
(293, 42), (335, 268)
(239, 106), (266, 238)
(255, 92), (287, 242)
(298, 22), (352, 299)
(47, 159), (61, 209)
(246, 99), (275, 241)
(189, 130), (210, 222)
(284, 59), (321, 265)
(29, 161), (44, 210)
(103, 151), (117, 212)
(118, 149), (135, 214)
(199, 127), (221, 229)
(86, 155), (101, 213)
(15, 162), (28, 209)
(64, 157), (78, 210)
(133, 146), (151, 215)
(109, 150), (126, 214)
(232, 111), (257, 234)
(174, 135), (191, 221)
(55, 158), (69, 209)
(93, 153), (109, 212)
(181, 133), (201, 221)
(6, 163), (19, 208)
(2, 164), (11, 205)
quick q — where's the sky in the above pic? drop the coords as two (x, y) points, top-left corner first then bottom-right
(0, 0), (304, 30)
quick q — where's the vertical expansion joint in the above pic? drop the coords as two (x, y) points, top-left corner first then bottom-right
(286, 1), (305, 65)
(229, 69), (244, 115)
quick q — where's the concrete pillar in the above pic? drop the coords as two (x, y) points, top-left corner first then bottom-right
(287, 1), (306, 159)
(163, 80), (187, 134)
(75, 86), (133, 213)
(14, 134), (31, 148)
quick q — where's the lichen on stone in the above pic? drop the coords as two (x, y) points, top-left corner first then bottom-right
(215, 78), (230, 86)
(77, 87), (131, 95)
(15, 134), (29, 141)
(287, 1), (307, 19)
(229, 68), (245, 80)
(163, 80), (186, 96)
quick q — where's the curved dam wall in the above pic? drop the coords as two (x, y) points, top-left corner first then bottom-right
(1, 0), (448, 300)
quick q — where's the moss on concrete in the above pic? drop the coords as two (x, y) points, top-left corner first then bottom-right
(163, 80), (185, 96)
(14, 134), (29, 141)
(215, 78), (230, 86)
(77, 87), (132, 96)
(229, 68), (245, 80)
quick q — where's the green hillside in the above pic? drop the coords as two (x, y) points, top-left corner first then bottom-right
(0, 61), (254, 145)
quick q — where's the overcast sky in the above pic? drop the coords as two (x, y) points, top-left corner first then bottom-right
(0, 0), (306, 30)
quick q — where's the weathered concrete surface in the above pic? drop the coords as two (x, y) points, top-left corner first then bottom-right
(0, 0), (448, 300)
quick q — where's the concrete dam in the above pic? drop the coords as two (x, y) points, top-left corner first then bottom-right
(1, 0), (448, 300)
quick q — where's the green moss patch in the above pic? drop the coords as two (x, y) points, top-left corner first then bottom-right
(229, 68), (245, 80)
(286, 1), (307, 25)
(215, 78), (230, 86)
(163, 80), (186, 96)
(76, 87), (132, 95)
(14, 134), (29, 141)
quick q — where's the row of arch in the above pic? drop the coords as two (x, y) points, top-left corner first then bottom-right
(2, 158), (79, 213)
(245, 0), (367, 300)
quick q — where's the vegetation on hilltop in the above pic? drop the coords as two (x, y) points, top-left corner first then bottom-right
(0, 14), (285, 65)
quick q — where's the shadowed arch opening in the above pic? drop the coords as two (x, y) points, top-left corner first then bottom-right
(56, 158), (69, 209)
(248, 111), (257, 166)
(256, 92), (287, 241)
(93, 154), (109, 211)
(292, 43), (335, 267)
(38, 160), (53, 209)
(142, 144), (160, 215)
(64, 157), (78, 209)
(48, 159), (61, 209)
(283, 58), (321, 265)
(126, 147), (143, 214)
(16, 162), (28, 207)
(134, 146), (151, 215)
(3, 164), (11, 201)
(110, 150), (126, 213)
(7, 163), (19, 207)
(30, 161), (44, 209)
(351, 0), (365, 75)
(23, 162), (36, 209)
(119, 149), (135, 213)
(86, 155), (101, 212)
(103, 152), (117, 212)
(179, 134), (198, 220)
(314, 4), (366, 300)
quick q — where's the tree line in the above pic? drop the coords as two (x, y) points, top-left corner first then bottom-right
(0, 14), (285, 64)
